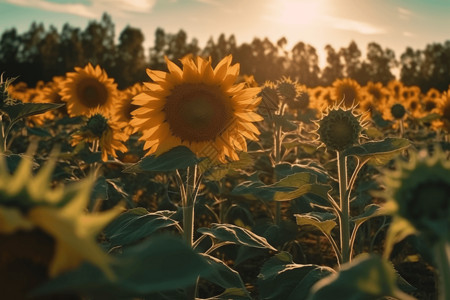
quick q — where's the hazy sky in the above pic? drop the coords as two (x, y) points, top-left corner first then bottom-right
(0, 0), (449, 67)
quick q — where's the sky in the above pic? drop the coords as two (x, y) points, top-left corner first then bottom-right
(0, 0), (449, 68)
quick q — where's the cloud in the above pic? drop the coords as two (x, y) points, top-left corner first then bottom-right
(5, 0), (97, 18)
(403, 31), (414, 37)
(4, 0), (156, 18)
(397, 7), (413, 20)
(324, 16), (385, 35)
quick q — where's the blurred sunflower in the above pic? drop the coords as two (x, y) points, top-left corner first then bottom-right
(259, 80), (280, 115)
(422, 88), (441, 114)
(41, 76), (67, 118)
(381, 146), (450, 244)
(60, 63), (118, 117)
(131, 55), (263, 162)
(387, 79), (404, 101)
(332, 78), (362, 108)
(433, 88), (450, 132)
(114, 83), (144, 136)
(71, 110), (128, 161)
(0, 150), (124, 298)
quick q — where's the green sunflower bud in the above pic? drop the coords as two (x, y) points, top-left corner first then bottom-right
(316, 105), (364, 152)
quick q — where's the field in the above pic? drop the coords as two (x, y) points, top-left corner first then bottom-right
(0, 55), (449, 300)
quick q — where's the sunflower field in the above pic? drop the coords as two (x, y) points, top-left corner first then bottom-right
(1, 19), (450, 300)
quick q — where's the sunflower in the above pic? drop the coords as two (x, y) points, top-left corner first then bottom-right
(41, 76), (67, 118)
(433, 88), (450, 132)
(332, 78), (362, 108)
(0, 149), (124, 297)
(114, 83), (144, 136)
(387, 79), (404, 101)
(315, 102), (366, 152)
(131, 55), (263, 162)
(71, 110), (128, 161)
(381, 146), (450, 245)
(60, 63), (118, 117)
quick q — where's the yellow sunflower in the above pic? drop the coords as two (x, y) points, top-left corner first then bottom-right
(130, 55), (263, 162)
(332, 78), (362, 108)
(386, 79), (404, 101)
(60, 63), (118, 117)
(71, 110), (128, 161)
(433, 88), (450, 132)
(114, 83), (144, 136)
(0, 149), (124, 298)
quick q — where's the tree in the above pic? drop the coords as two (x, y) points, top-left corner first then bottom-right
(399, 47), (422, 87)
(113, 26), (147, 88)
(59, 23), (84, 73)
(287, 41), (320, 86)
(363, 42), (396, 85)
(320, 44), (344, 85)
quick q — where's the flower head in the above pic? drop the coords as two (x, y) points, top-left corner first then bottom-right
(60, 63), (118, 117)
(114, 83), (143, 136)
(316, 102), (366, 152)
(71, 110), (128, 161)
(332, 78), (362, 108)
(131, 55), (263, 162)
(0, 149), (124, 297)
(381, 146), (450, 244)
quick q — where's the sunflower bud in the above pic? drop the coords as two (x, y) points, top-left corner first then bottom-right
(390, 103), (406, 120)
(316, 105), (364, 152)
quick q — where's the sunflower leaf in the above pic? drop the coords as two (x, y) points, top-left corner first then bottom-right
(295, 212), (337, 236)
(308, 254), (415, 300)
(103, 208), (179, 248)
(31, 235), (211, 298)
(198, 223), (277, 251)
(258, 251), (335, 300)
(1, 102), (65, 127)
(200, 253), (249, 293)
(123, 146), (203, 173)
(342, 138), (410, 164)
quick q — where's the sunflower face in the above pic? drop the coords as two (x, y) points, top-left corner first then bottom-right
(317, 105), (364, 152)
(0, 151), (124, 296)
(332, 78), (361, 108)
(390, 103), (406, 119)
(382, 147), (450, 243)
(60, 63), (118, 117)
(131, 55), (262, 162)
(165, 83), (233, 142)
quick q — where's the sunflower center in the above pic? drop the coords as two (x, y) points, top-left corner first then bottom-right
(86, 113), (109, 137)
(318, 109), (361, 151)
(391, 103), (406, 119)
(76, 77), (108, 108)
(424, 100), (436, 112)
(0, 229), (55, 298)
(165, 83), (232, 142)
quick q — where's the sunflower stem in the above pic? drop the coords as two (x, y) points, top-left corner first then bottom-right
(434, 240), (450, 300)
(337, 151), (351, 264)
(0, 117), (6, 153)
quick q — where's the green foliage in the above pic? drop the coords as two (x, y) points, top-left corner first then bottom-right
(258, 252), (335, 300)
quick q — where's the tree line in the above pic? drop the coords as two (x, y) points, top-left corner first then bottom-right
(1, 13), (449, 91)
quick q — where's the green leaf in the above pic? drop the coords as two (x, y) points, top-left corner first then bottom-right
(295, 212), (337, 236)
(31, 235), (211, 298)
(351, 204), (387, 227)
(204, 287), (252, 300)
(104, 208), (179, 248)
(2, 102), (65, 126)
(231, 172), (331, 202)
(203, 151), (255, 182)
(274, 161), (329, 183)
(123, 146), (203, 173)
(342, 138), (410, 165)
(258, 252), (335, 300)
(309, 254), (415, 300)
(198, 223), (277, 251)
(273, 114), (298, 131)
(200, 253), (249, 292)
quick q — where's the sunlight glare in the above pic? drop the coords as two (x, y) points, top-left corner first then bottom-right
(267, 0), (323, 26)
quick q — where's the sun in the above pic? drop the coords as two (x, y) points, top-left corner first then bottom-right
(267, 0), (323, 26)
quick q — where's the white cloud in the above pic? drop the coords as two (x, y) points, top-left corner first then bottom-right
(324, 16), (385, 35)
(5, 0), (97, 18)
(398, 7), (413, 20)
(4, 0), (157, 18)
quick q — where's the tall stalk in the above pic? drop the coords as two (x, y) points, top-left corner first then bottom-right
(337, 151), (351, 263)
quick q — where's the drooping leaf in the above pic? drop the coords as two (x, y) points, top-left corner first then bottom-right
(198, 223), (277, 251)
(2, 102), (65, 127)
(32, 235), (211, 298)
(342, 138), (410, 165)
(308, 254), (415, 300)
(200, 253), (249, 293)
(295, 212), (337, 236)
(203, 151), (255, 182)
(123, 146), (203, 173)
(104, 208), (179, 248)
(258, 252), (335, 300)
